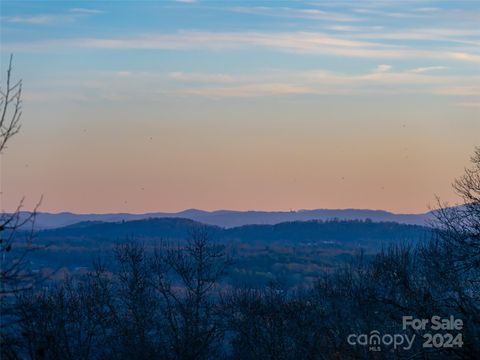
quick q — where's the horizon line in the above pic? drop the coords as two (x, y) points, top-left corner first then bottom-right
(15, 207), (433, 216)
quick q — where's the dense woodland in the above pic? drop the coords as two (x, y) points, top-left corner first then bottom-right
(19, 218), (429, 289)
(1, 61), (479, 359)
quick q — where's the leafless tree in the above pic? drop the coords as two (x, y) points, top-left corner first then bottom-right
(433, 147), (480, 272)
(112, 241), (159, 359)
(0, 55), (43, 359)
(150, 228), (231, 360)
(420, 146), (480, 357)
(0, 55), (22, 153)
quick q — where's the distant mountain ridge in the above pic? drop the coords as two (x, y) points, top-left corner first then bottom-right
(37, 217), (429, 247)
(19, 208), (434, 229)
(28, 217), (431, 272)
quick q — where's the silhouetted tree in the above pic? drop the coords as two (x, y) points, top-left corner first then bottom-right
(0, 55), (42, 360)
(150, 228), (230, 360)
(13, 229), (231, 360)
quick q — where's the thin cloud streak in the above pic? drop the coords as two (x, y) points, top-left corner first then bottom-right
(69, 8), (104, 14)
(5, 31), (480, 63)
(349, 28), (480, 46)
(169, 72), (237, 83)
(408, 66), (447, 73)
(2, 15), (72, 25)
(182, 83), (314, 98)
(230, 6), (363, 22)
(40, 67), (476, 100)
(3, 7), (104, 25)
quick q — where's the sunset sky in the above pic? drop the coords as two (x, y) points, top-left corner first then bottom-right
(1, 0), (479, 214)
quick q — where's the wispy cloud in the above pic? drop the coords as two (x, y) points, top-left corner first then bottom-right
(349, 28), (480, 46)
(5, 31), (480, 63)
(3, 7), (103, 25)
(231, 6), (362, 22)
(352, 7), (429, 19)
(327, 25), (384, 32)
(2, 15), (70, 25)
(167, 67), (479, 98)
(69, 8), (104, 15)
(169, 72), (236, 83)
(182, 83), (313, 98)
(25, 66), (480, 101)
(376, 64), (392, 73)
(408, 66), (447, 74)
(299, 68), (461, 87)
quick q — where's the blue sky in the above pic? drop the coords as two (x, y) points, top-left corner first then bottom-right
(3, 1), (480, 74)
(2, 1), (480, 98)
(1, 1), (479, 213)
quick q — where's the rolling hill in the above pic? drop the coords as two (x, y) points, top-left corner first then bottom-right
(20, 208), (433, 229)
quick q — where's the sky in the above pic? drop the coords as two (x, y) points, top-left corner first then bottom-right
(0, 0), (479, 214)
